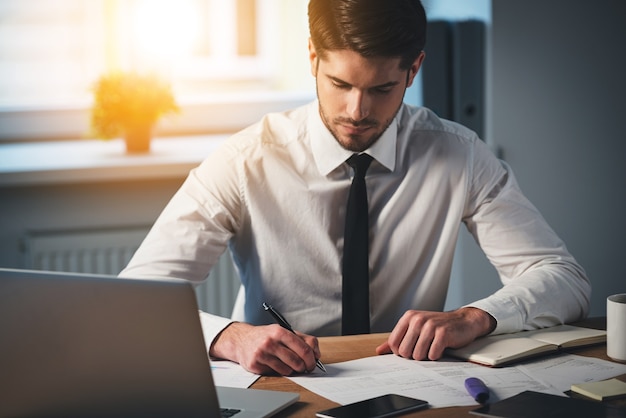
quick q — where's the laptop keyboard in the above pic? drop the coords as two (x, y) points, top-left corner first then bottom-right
(220, 408), (242, 417)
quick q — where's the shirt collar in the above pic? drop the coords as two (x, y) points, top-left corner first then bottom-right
(309, 101), (398, 176)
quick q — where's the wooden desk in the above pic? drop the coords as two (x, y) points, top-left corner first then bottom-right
(252, 320), (626, 417)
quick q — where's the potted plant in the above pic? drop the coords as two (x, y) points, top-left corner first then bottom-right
(90, 71), (179, 153)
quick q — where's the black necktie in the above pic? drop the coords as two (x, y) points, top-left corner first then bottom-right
(342, 153), (373, 335)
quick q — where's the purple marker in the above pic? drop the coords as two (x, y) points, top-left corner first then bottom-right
(465, 377), (490, 403)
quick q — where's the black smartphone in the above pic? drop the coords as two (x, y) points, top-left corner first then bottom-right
(315, 394), (429, 418)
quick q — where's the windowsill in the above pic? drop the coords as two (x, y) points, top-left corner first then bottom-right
(0, 135), (227, 187)
(0, 91), (315, 141)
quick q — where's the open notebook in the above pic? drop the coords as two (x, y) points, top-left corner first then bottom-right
(0, 268), (298, 417)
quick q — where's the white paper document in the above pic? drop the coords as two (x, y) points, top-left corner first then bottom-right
(288, 353), (626, 408)
(209, 359), (260, 388)
(517, 353), (626, 392)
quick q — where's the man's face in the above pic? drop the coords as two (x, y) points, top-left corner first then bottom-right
(309, 40), (423, 152)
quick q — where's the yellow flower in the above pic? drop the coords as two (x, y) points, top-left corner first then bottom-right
(90, 72), (179, 139)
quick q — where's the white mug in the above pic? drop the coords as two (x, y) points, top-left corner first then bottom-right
(607, 293), (626, 362)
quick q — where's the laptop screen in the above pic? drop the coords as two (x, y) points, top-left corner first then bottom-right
(0, 268), (220, 417)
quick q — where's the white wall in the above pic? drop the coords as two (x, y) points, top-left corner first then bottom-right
(0, 179), (183, 270)
(453, 0), (626, 317)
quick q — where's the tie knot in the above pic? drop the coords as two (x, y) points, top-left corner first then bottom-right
(347, 153), (373, 178)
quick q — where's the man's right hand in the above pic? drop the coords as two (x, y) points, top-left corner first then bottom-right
(209, 322), (321, 376)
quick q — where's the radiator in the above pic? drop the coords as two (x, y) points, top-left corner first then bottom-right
(21, 227), (240, 317)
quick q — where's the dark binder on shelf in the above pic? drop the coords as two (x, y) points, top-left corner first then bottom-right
(423, 20), (453, 120)
(452, 20), (485, 138)
(422, 19), (485, 138)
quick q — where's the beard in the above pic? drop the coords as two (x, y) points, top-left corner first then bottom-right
(319, 109), (385, 152)
(316, 87), (404, 153)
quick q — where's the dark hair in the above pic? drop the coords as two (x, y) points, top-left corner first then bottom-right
(308, 0), (426, 70)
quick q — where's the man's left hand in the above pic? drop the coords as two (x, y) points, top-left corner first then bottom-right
(375, 307), (496, 360)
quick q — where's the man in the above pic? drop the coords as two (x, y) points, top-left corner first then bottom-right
(120, 0), (590, 376)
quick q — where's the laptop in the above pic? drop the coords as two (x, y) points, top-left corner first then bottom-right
(0, 268), (299, 417)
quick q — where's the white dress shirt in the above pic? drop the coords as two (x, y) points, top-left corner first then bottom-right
(120, 101), (591, 347)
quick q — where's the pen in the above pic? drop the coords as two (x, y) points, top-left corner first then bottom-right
(262, 302), (327, 373)
(465, 377), (489, 404)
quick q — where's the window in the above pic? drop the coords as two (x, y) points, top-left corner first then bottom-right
(0, 0), (314, 141)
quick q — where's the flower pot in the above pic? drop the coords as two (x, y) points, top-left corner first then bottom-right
(124, 123), (153, 153)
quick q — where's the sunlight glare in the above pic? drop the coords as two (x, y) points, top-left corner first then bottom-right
(133, 0), (200, 61)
